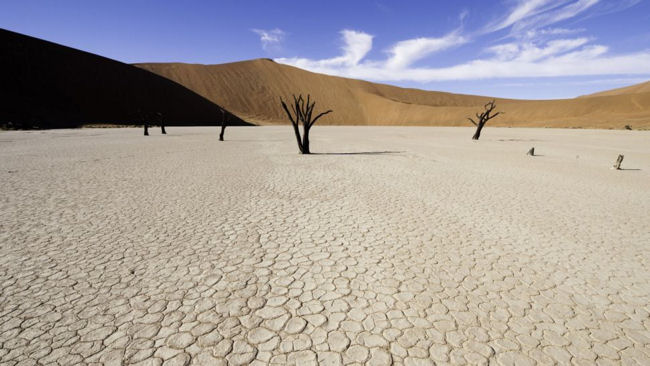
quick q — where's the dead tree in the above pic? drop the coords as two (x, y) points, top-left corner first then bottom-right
(527, 147), (535, 156)
(157, 112), (166, 134)
(613, 154), (624, 170)
(219, 109), (226, 141)
(280, 94), (332, 154)
(137, 110), (149, 136)
(468, 100), (501, 140)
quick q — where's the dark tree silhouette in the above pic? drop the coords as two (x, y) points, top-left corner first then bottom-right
(280, 94), (332, 154)
(157, 112), (166, 134)
(137, 110), (149, 136)
(468, 100), (501, 140)
(219, 109), (227, 141)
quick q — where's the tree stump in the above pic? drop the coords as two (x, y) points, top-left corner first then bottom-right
(527, 147), (535, 156)
(219, 109), (226, 141)
(613, 154), (624, 170)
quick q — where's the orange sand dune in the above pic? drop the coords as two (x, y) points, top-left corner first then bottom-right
(137, 59), (650, 129)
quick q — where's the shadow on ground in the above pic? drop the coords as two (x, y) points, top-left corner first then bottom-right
(313, 151), (404, 156)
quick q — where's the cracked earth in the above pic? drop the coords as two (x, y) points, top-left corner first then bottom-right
(1, 126), (649, 365)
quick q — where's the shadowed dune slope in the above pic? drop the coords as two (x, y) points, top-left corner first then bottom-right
(137, 59), (650, 129)
(0, 29), (248, 129)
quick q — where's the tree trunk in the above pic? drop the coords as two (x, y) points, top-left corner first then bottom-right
(301, 125), (311, 154)
(144, 123), (149, 136)
(527, 147), (535, 156)
(613, 154), (624, 170)
(291, 122), (304, 153)
(472, 122), (485, 140)
(219, 124), (226, 141)
(160, 123), (166, 134)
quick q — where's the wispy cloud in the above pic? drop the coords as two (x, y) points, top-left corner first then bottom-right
(486, 0), (559, 33)
(487, 38), (590, 62)
(275, 1), (649, 83)
(497, 77), (650, 88)
(385, 32), (467, 69)
(252, 28), (286, 52)
(508, 0), (599, 35)
(522, 27), (586, 40)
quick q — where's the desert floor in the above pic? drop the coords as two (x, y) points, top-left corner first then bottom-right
(1, 126), (649, 366)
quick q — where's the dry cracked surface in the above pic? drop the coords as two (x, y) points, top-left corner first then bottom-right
(1, 126), (649, 366)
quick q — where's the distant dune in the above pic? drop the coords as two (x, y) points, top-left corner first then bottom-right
(579, 81), (650, 98)
(0, 29), (248, 129)
(137, 59), (650, 129)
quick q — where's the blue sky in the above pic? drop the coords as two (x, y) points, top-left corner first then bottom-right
(2, 0), (649, 99)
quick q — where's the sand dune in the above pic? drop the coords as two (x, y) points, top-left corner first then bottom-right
(2, 28), (648, 130)
(137, 59), (650, 129)
(0, 29), (248, 129)
(580, 80), (650, 98)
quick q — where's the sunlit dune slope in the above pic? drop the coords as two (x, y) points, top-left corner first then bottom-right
(136, 59), (650, 129)
(579, 81), (650, 98)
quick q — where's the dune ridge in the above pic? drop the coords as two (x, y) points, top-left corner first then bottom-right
(137, 59), (650, 129)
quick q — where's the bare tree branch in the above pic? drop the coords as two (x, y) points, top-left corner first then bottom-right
(310, 110), (332, 128)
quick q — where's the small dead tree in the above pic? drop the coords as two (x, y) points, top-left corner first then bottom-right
(527, 147), (535, 156)
(219, 109), (227, 141)
(157, 112), (166, 134)
(468, 100), (501, 140)
(280, 94), (332, 154)
(136, 110), (149, 136)
(612, 154), (624, 170)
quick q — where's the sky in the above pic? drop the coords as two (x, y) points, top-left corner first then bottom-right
(2, 0), (650, 99)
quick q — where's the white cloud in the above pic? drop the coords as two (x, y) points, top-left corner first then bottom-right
(385, 32), (467, 69)
(487, 0), (559, 32)
(277, 34), (650, 82)
(252, 28), (286, 51)
(483, 0), (600, 39)
(523, 27), (585, 40)
(277, 30), (373, 70)
(487, 38), (590, 62)
(334, 30), (374, 66)
(274, 2), (649, 83)
(498, 77), (650, 88)
(510, 0), (599, 35)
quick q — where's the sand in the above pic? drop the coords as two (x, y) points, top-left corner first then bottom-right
(1, 126), (649, 365)
(136, 59), (650, 129)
